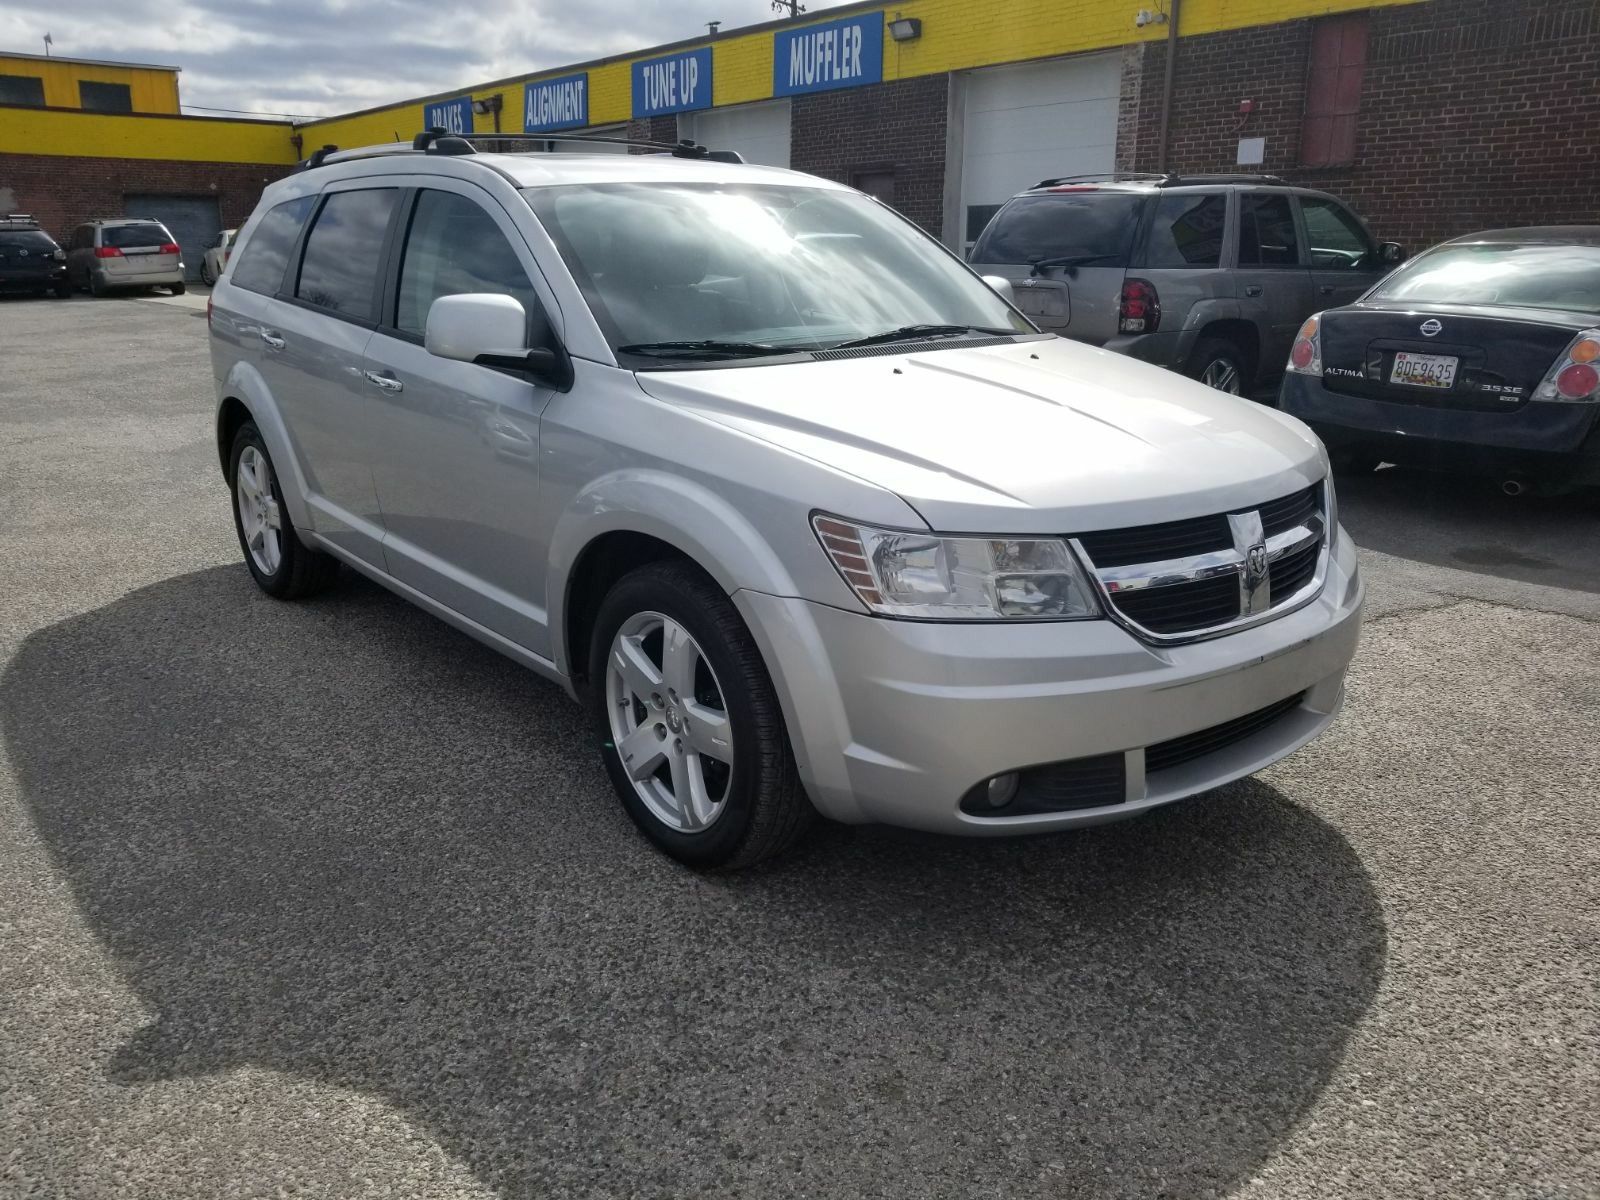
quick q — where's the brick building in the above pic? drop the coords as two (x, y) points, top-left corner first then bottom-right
(1, 0), (1596, 275)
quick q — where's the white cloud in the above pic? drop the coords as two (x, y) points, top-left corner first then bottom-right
(0, 0), (851, 118)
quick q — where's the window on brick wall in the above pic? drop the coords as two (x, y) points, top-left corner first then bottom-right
(0, 74), (45, 106)
(1301, 13), (1367, 167)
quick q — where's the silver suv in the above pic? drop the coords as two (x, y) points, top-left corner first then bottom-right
(970, 174), (1401, 395)
(209, 134), (1363, 868)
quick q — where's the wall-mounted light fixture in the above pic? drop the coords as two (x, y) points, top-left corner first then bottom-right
(471, 95), (503, 116)
(888, 16), (922, 41)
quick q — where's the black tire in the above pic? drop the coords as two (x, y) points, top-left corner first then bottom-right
(1186, 336), (1251, 396)
(587, 561), (813, 869)
(53, 282), (71, 299)
(89, 275), (108, 298)
(200, 263), (214, 286)
(228, 420), (340, 600)
(170, 281), (187, 296)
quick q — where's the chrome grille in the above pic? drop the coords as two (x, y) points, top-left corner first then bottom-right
(1070, 482), (1329, 643)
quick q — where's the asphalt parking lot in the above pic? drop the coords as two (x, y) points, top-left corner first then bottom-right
(1, 294), (1596, 1200)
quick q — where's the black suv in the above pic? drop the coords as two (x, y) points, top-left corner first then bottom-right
(0, 214), (70, 299)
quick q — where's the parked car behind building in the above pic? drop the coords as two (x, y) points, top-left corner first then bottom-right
(65, 218), (186, 296)
(970, 174), (1402, 396)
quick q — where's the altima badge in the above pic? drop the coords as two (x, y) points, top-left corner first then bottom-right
(1420, 318), (1443, 337)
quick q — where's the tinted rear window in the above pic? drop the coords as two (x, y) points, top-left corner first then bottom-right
(1369, 243), (1600, 314)
(294, 189), (399, 321)
(231, 196), (314, 296)
(0, 231), (56, 251)
(971, 193), (1145, 267)
(1144, 193), (1227, 269)
(104, 225), (170, 249)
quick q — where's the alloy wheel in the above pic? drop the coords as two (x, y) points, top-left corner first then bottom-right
(605, 611), (734, 833)
(1201, 357), (1243, 394)
(236, 445), (284, 575)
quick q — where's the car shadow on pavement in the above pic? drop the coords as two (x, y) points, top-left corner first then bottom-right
(3, 565), (1386, 1199)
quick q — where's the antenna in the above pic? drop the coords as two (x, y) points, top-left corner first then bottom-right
(770, 0), (806, 17)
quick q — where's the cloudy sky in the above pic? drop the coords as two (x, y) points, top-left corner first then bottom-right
(2, 0), (851, 119)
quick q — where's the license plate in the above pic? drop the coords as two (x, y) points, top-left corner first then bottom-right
(1390, 351), (1458, 389)
(1013, 284), (1068, 319)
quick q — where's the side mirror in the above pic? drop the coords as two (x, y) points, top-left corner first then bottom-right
(425, 293), (573, 390)
(981, 274), (1016, 304)
(1377, 241), (1406, 265)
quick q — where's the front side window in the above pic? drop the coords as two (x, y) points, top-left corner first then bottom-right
(1367, 244), (1600, 315)
(526, 182), (1032, 361)
(1144, 193), (1227, 269)
(395, 190), (542, 338)
(294, 189), (399, 321)
(231, 196), (313, 295)
(1238, 194), (1301, 267)
(970, 193), (1144, 268)
(1300, 196), (1373, 269)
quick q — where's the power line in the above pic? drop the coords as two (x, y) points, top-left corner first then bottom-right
(181, 102), (321, 120)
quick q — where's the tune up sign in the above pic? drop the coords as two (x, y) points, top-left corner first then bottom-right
(632, 47), (713, 118)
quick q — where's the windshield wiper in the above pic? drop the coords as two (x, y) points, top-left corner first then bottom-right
(617, 340), (796, 361)
(1029, 253), (1120, 276)
(830, 324), (1014, 350)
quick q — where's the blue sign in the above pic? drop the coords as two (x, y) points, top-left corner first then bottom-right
(423, 96), (473, 135)
(632, 47), (712, 118)
(524, 73), (589, 132)
(774, 14), (883, 97)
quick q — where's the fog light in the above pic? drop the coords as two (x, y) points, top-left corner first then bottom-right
(986, 773), (1019, 809)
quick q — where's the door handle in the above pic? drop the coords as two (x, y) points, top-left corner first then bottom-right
(1244, 285), (1263, 298)
(260, 330), (285, 349)
(363, 370), (403, 393)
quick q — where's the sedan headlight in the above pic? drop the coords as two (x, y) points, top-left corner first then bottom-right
(813, 515), (1101, 621)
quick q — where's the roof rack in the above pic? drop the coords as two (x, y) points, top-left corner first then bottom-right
(0, 212), (39, 224)
(294, 129), (746, 173)
(1031, 171), (1286, 189)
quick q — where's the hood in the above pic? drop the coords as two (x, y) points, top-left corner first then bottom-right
(634, 336), (1326, 535)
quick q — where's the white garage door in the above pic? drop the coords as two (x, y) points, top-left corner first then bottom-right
(679, 100), (791, 168)
(958, 53), (1121, 251)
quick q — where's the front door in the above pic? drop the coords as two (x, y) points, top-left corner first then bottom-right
(1235, 191), (1313, 374)
(1298, 193), (1386, 310)
(362, 183), (561, 656)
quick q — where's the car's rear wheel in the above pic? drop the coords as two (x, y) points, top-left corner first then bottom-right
(229, 421), (339, 600)
(1188, 337), (1250, 396)
(588, 562), (812, 869)
(200, 262), (214, 286)
(89, 275), (108, 298)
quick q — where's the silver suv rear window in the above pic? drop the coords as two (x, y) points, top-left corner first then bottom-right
(971, 193), (1143, 267)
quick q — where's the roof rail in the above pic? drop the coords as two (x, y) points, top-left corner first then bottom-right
(455, 131), (744, 163)
(413, 127), (476, 156)
(294, 130), (748, 173)
(1033, 172), (1171, 188)
(1161, 172), (1287, 186)
(293, 144), (338, 172)
(1030, 171), (1288, 189)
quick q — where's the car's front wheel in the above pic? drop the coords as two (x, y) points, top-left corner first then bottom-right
(200, 262), (214, 286)
(229, 421), (339, 599)
(170, 281), (187, 296)
(588, 562), (812, 869)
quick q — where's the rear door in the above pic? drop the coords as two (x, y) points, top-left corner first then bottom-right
(101, 222), (179, 281)
(361, 181), (562, 655)
(1235, 191), (1313, 372)
(1297, 194), (1385, 310)
(968, 189), (1145, 344)
(264, 184), (402, 565)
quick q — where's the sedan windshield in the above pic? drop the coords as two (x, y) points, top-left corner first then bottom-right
(525, 182), (1032, 360)
(1368, 242), (1600, 314)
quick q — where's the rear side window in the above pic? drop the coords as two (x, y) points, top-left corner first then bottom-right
(294, 189), (399, 321)
(394, 190), (543, 338)
(1144, 193), (1227, 269)
(231, 196), (313, 295)
(1238, 194), (1301, 267)
(103, 224), (170, 249)
(970, 193), (1144, 267)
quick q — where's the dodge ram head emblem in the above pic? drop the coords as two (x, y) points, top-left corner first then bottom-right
(1245, 542), (1269, 587)
(1420, 318), (1443, 337)
(1228, 510), (1271, 616)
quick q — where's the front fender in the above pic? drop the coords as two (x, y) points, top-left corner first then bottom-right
(217, 360), (314, 535)
(545, 468), (855, 677)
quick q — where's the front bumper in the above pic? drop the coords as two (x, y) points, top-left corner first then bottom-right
(735, 530), (1363, 835)
(1281, 373), (1600, 483)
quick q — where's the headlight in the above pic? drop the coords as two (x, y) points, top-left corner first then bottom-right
(813, 515), (1101, 621)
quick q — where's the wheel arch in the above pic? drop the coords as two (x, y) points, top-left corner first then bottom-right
(214, 361), (314, 533)
(1193, 318), (1261, 384)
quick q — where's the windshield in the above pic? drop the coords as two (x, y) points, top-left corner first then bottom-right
(1368, 242), (1600, 314)
(0, 230), (56, 251)
(524, 182), (1032, 361)
(969, 193), (1145, 267)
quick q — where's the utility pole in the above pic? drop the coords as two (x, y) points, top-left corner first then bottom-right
(771, 0), (807, 17)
